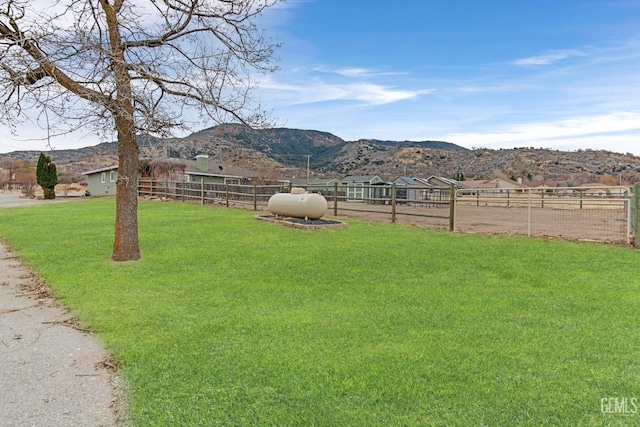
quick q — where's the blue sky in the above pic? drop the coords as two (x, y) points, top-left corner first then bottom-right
(257, 0), (640, 154)
(1, 0), (639, 155)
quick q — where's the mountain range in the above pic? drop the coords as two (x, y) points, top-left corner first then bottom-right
(2, 123), (640, 185)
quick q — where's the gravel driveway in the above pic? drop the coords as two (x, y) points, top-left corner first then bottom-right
(0, 193), (85, 209)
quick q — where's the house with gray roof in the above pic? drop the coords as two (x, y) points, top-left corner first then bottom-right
(393, 176), (424, 202)
(83, 154), (252, 196)
(82, 165), (119, 196)
(183, 155), (246, 185)
(414, 176), (468, 189)
(461, 176), (527, 195)
(339, 175), (387, 201)
(280, 177), (341, 197)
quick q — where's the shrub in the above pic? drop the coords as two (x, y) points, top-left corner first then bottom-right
(36, 153), (59, 199)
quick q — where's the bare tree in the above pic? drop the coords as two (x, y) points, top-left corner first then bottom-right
(0, 156), (21, 189)
(0, 0), (282, 260)
(58, 173), (73, 197)
(148, 158), (185, 181)
(19, 171), (37, 197)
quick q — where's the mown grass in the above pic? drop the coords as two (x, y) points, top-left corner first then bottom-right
(1, 198), (639, 426)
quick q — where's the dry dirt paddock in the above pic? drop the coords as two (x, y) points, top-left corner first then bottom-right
(328, 201), (631, 244)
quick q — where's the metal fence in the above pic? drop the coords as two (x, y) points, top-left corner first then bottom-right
(138, 179), (636, 245)
(454, 186), (632, 244)
(305, 183), (454, 229)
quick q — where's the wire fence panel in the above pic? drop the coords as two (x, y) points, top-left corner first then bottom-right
(305, 183), (454, 227)
(454, 187), (631, 244)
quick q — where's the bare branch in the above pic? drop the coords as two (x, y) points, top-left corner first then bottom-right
(0, 0), (282, 141)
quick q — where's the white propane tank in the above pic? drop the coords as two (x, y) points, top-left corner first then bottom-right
(268, 187), (328, 219)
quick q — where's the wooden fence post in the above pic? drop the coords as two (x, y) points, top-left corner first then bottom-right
(391, 183), (397, 223)
(527, 189), (532, 237)
(253, 184), (257, 211)
(449, 184), (455, 232)
(225, 183), (230, 207)
(634, 183), (640, 248)
(200, 179), (204, 205)
(333, 182), (338, 216)
(579, 190), (583, 210)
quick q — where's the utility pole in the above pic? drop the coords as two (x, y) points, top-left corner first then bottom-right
(307, 154), (310, 185)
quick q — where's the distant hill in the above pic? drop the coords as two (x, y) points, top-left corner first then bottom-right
(192, 124), (348, 169)
(1, 124), (639, 184)
(365, 139), (467, 151)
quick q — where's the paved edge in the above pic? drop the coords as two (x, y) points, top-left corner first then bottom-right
(0, 240), (126, 426)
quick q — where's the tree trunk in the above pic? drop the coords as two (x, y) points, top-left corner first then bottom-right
(112, 114), (141, 261)
(43, 187), (56, 199)
(105, 0), (141, 262)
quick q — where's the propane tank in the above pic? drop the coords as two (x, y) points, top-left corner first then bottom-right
(268, 187), (327, 219)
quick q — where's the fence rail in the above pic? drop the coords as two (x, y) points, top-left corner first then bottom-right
(139, 179), (285, 209)
(138, 179), (636, 245)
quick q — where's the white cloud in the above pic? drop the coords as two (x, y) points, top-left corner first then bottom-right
(345, 83), (434, 105)
(0, 125), (108, 154)
(329, 68), (406, 77)
(333, 68), (373, 77)
(513, 49), (586, 66)
(260, 76), (434, 106)
(439, 111), (640, 154)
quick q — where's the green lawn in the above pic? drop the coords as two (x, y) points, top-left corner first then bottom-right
(1, 198), (639, 426)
